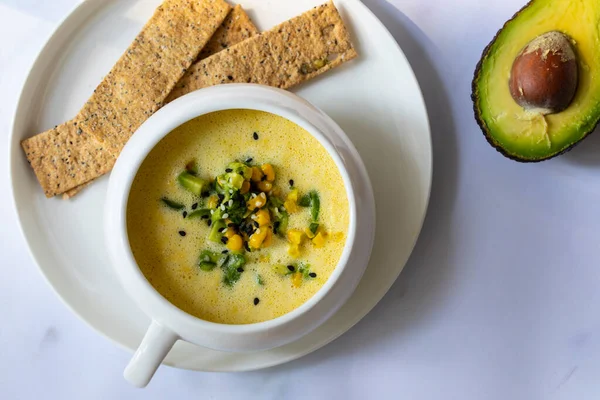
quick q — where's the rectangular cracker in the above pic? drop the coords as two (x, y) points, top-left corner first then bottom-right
(199, 4), (259, 59)
(21, 121), (117, 198)
(165, 1), (357, 103)
(78, 0), (231, 156)
(22, 0), (232, 198)
(61, 5), (260, 199)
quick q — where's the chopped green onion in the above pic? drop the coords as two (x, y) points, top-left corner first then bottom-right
(187, 208), (211, 219)
(208, 219), (227, 242)
(298, 195), (311, 207)
(161, 197), (185, 210)
(309, 191), (320, 222)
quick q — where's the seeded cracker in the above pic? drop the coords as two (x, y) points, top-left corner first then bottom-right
(62, 5), (259, 199)
(199, 5), (258, 59)
(21, 0), (231, 198)
(166, 1), (357, 102)
(21, 121), (116, 198)
(78, 0), (231, 155)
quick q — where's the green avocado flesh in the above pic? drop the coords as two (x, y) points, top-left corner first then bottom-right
(473, 0), (600, 161)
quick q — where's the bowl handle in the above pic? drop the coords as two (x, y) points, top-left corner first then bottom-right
(124, 320), (179, 387)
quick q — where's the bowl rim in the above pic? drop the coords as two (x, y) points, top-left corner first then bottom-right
(105, 84), (361, 338)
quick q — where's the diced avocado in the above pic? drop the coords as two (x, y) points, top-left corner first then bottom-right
(226, 173), (245, 190)
(227, 162), (253, 179)
(178, 171), (207, 196)
(161, 197), (184, 210)
(272, 264), (292, 275)
(472, 0), (600, 161)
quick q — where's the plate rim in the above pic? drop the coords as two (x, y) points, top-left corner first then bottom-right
(9, 0), (432, 372)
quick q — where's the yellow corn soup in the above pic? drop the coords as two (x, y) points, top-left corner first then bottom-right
(127, 109), (349, 324)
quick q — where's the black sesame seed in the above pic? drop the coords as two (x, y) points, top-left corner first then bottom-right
(192, 203), (198, 210)
(222, 250), (229, 254)
(201, 214), (209, 220)
(218, 227), (225, 233)
(253, 132), (259, 140)
(246, 158), (253, 163)
(227, 75), (233, 80)
(221, 236), (229, 244)
(182, 211), (188, 218)
(254, 221), (260, 228)
(207, 219), (212, 227)
(289, 179), (294, 187)
(179, 231), (186, 237)
(225, 168), (233, 173)
(254, 297), (260, 305)
(309, 272), (317, 278)
(287, 265), (295, 272)
(218, 193), (225, 201)
(237, 267), (244, 273)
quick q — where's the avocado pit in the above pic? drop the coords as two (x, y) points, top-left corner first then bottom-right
(509, 31), (578, 115)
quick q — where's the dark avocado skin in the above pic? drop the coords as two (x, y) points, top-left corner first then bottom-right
(471, 0), (599, 163)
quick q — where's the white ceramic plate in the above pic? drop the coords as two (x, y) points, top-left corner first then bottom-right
(9, 0), (431, 372)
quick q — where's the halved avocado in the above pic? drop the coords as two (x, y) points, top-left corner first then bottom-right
(472, 0), (600, 162)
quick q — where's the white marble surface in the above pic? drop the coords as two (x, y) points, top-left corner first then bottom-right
(2, 0), (600, 398)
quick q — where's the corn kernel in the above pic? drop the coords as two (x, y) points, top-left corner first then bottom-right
(263, 229), (273, 247)
(288, 244), (301, 258)
(287, 229), (304, 245)
(247, 192), (267, 210)
(249, 228), (268, 249)
(284, 200), (299, 213)
(257, 181), (273, 192)
(224, 229), (236, 239)
(312, 232), (327, 248)
(207, 195), (219, 209)
(292, 272), (302, 288)
(261, 164), (275, 181)
(227, 234), (243, 251)
(287, 188), (299, 202)
(240, 180), (251, 194)
(251, 167), (264, 182)
(255, 209), (270, 226)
